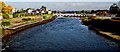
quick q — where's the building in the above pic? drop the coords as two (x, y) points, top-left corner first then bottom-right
(41, 11), (46, 14)
(28, 10), (33, 13)
(39, 6), (52, 14)
(40, 6), (46, 11)
(97, 10), (108, 14)
(48, 10), (52, 14)
(26, 8), (34, 13)
(12, 8), (17, 13)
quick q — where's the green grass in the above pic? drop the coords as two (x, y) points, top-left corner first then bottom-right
(0, 26), (3, 28)
(6, 24), (13, 28)
(114, 17), (120, 18)
(3, 14), (13, 15)
(0, 14), (53, 28)
(15, 18), (43, 26)
(1, 19), (11, 21)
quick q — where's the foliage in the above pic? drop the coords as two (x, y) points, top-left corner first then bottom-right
(115, 17), (120, 18)
(112, 17), (120, 20)
(22, 18), (31, 21)
(43, 16), (46, 19)
(1, 21), (10, 26)
(1, 19), (10, 21)
(3, 14), (9, 19)
(0, 13), (2, 16)
(0, 1), (6, 10)
(2, 5), (13, 14)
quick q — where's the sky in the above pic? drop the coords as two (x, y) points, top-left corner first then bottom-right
(0, 0), (119, 2)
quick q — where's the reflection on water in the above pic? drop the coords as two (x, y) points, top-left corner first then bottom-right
(6, 17), (120, 51)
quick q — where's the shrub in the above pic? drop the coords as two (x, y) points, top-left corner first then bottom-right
(14, 20), (22, 23)
(22, 18), (31, 21)
(2, 21), (10, 26)
(112, 17), (120, 20)
(3, 14), (9, 19)
(43, 16), (46, 19)
(31, 13), (35, 16)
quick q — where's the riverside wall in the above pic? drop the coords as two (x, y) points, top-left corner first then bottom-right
(1, 16), (56, 50)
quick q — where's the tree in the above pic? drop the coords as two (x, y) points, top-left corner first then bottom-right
(0, 1), (6, 10)
(109, 3), (119, 14)
(2, 5), (13, 14)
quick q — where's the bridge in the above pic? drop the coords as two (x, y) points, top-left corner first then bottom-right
(54, 14), (96, 17)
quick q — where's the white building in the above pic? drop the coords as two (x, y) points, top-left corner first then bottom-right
(46, 9), (52, 14)
(48, 10), (52, 14)
(93, 14), (96, 17)
(28, 10), (33, 13)
(41, 11), (45, 14)
(12, 8), (17, 13)
(46, 9), (49, 11)
(36, 11), (39, 13)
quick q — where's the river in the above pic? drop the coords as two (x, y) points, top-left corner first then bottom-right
(5, 17), (120, 51)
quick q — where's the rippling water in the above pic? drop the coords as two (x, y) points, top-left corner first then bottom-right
(6, 2), (114, 10)
(5, 17), (120, 51)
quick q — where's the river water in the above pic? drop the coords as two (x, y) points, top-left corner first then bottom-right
(5, 17), (120, 51)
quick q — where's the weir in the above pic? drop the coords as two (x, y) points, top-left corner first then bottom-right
(54, 14), (96, 17)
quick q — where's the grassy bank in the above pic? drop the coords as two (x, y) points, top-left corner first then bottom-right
(0, 14), (53, 28)
(0, 14), (54, 37)
(82, 17), (120, 40)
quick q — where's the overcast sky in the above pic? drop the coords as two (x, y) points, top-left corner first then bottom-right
(0, 0), (119, 2)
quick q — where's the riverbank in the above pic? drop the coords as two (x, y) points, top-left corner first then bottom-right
(0, 14), (54, 36)
(82, 17), (120, 41)
(0, 15), (56, 50)
(2, 16), (55, 37)
(88, 25), (120, 41)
